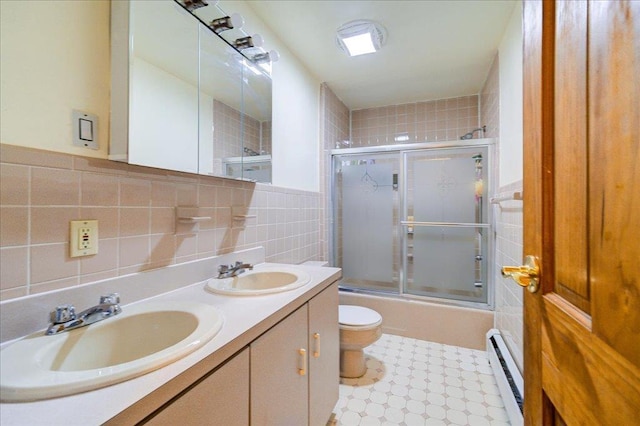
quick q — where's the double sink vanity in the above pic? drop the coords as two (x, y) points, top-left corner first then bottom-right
(0, 248), (341, 425)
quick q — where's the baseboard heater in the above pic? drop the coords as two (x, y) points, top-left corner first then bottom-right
(486, 329), (523, 426)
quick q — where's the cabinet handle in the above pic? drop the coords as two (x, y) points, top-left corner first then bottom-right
(313, 333), (321, 358)
(298, 348), (307, 376)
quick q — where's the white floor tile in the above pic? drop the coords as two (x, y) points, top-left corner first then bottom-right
(333, 334), (511, 425)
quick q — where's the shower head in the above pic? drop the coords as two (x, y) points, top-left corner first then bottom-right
(460, 126), (487, 140)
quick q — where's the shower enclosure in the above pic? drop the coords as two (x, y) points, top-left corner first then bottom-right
(331, 140), (493, 308)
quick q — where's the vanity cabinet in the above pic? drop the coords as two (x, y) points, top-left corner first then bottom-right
(251, 282), (339, 425)
(308, 283), (340, 426)
(145, 348), (250, 425)
(251, 304), (309, 423)
(142, 282), (338, 425)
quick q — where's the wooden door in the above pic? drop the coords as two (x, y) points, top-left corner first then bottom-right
(308, 282), (340, 426)
(522, 0), (639, 424)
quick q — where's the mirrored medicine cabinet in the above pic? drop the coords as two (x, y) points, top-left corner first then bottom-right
(110, 0), (272, 183)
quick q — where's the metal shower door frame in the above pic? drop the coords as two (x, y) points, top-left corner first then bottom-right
(330, 139), (496, 310)
(399, 142), (496, 309)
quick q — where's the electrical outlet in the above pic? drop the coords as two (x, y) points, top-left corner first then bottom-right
(70, 220), (99, 257)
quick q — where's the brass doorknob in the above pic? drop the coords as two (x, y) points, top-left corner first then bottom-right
(501, 255), (540, 293)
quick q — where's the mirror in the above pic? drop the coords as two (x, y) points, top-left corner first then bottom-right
(111, 0), (272, 182)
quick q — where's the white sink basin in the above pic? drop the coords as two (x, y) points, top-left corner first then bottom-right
(205, 266), (311, 296)
(0, 301), (223, 402)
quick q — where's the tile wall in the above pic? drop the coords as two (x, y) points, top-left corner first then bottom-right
(480, 53), (524, 372)
(0, 144), (321, 301)
(493, 182), (524, 372)
(350, 95), (480, 147)
(211, 100), (272, 176)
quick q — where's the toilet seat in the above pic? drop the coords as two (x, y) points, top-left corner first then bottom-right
(339, 305), (382, 330)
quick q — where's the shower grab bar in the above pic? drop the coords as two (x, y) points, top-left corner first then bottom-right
(400, 221), (490, 228)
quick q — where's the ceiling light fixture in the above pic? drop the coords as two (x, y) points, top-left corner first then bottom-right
(336, 19), (387, 57)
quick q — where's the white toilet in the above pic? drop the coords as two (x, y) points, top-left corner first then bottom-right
(339, 305), (383, 378)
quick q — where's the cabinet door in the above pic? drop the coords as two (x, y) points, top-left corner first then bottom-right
(251, 305), (309, 425)
(145, 347), (249, 425)
(308, 283), (339, 426)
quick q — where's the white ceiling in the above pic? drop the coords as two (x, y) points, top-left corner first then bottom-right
(247, 0), (518, 110)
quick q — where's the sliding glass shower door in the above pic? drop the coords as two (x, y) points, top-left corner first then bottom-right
(332, 143), (491, 307)
(402, 146), (489, 304)
(332, 153), (400, 293)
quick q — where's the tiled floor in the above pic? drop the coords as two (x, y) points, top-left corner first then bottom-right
(332, 334), (511, 426)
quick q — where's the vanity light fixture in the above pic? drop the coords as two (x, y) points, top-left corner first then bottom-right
(233, 34), (264, 50)
(181, 0), (211, 12)
(208, 13), (244, 33)
(175, 0), (277, 70)
(337, 19), (387, 57)
(252, 49), (280, 64)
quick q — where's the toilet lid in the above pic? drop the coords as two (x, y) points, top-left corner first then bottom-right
(339, 305), (382, 326)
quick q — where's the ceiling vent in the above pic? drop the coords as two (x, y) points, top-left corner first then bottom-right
(336, 19), (387, 57)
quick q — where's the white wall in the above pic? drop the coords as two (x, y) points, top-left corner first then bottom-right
(1, 0), (322, 192)
(498, 2), (523, 186)
(0, 0), (110, 158)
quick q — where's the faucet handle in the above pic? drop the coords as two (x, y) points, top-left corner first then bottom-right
(51, 304), (76, 324)
(100, 293), (120, 305)
(218, 264), (230, 273)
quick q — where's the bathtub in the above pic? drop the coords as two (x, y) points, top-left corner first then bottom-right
(339, 291), (494, 350)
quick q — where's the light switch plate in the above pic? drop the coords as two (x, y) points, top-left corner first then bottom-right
(70, 220), (99, 257)
(72, 110), (99, 150)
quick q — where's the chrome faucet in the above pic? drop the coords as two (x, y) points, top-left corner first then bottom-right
(217, 261), (253, 279)
(45, 293), (122, 335)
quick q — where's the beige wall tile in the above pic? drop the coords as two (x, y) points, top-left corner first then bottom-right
(151, 181), (177, 207)
(198, 184), (217, 207)
(0, 144), (72, 169)
(0, 287), (28, 301)
(176, 183), (197, 206)
(31, 168), (80, 206)
(0, 145), (322, 301)
(0, 164), (29, 205)
(30, 243), (78, 284)
(80, 207), (119, 238)
(80, 238), (118, 275)
(79, 270), (118, 285)
(150, 234), (176, 264)
(0, 247), (28, 290)
(151, 207), (175, 234)
(120, 177), (151, 207)
(0, 207), (28, 246)
(175, 234), (197, 258)
(119, 236), (149, 268)
(82, 172), (119, 206)
(119, 207), (150, 237)
(30, 207), (79, 244)
(73, 156), (129, 175)
(30, 277), (79, 295)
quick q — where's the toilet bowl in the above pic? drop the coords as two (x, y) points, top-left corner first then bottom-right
(339, 305), (382, 378)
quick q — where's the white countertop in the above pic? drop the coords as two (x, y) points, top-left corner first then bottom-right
(0, 261), (341, 426)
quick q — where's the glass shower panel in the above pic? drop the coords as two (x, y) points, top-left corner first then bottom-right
(333, 153), (400, 292)
(403, 147), (489, 303)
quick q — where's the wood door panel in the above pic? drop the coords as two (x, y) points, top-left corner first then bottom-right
(554, 0), (589, 312)
(541, 295), (640, 424)
(524, 0), (640, 424)
(588, 0), (640, 369)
